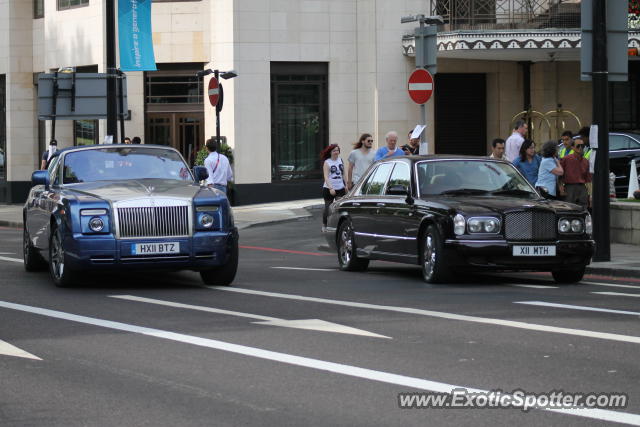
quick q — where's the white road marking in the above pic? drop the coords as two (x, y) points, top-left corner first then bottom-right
(515, 301), (640, 317)
(0, 256), (22, 264)
(0, 339), (41, 360)
(593, 292), (640, 298)
(208, 286), (640, 345)
(512, 284), (559, 289)
(110, 295), (389, 338)
(0, 252), (16, 255)
(0, 300), (638, 425)
(583, 281), (640, 290)
(271, 267), (336, 272)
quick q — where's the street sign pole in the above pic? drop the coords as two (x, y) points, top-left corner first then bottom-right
(418, 20), (427, 154)
(106, 0), (118, 143)
(214, 69), (221, 148)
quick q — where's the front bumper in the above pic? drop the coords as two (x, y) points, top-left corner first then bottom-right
(63, 228), (238, 272)
(443, 238), (595, 270)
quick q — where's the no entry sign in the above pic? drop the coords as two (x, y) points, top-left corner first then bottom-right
(208, 77), (220, 107)
(408, 69), (434, 104)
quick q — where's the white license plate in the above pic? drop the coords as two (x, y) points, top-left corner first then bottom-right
(132, 242), (180, 255)
(512, 245), (556, 256)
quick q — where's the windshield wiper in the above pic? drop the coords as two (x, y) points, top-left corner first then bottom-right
(440, 188), (489, 196)
(491, 189), (534, 196)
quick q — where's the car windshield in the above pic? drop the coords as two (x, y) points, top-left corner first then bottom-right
(62, 147), (192, 184)
(417, 160), (537, 197)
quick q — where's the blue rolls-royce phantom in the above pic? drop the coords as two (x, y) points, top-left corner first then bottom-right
(23, 144), (238, 287)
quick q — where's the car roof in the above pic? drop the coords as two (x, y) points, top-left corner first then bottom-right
(377, 154), (508, 164)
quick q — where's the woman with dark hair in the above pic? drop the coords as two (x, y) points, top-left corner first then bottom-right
(512, 139), (541, 185)
(534, 140), (564, 197)
(320, 144), (346, 231)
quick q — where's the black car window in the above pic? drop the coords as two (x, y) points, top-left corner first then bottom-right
(361, 162), (394, 196)
(610, 134), (629, 150)
(385, 162), (410, 195)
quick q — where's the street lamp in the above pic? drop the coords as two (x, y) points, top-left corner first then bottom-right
(196, 68), (238, 155)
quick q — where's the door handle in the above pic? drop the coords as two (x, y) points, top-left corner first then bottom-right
(376, 202), (386, 207)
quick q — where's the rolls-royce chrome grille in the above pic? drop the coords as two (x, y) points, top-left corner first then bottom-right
(504, 211), (556, 241)
(116, 206), (190, 238)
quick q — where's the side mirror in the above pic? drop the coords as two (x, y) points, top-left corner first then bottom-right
(536, 186), (552, 199)
(387, 184), (409, 195)
(193, 166), (209, 183)
(31, 170), (49, 190)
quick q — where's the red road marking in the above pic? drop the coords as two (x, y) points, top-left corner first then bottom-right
(240, 245), (332, 257)
(0, 226), (22, 230)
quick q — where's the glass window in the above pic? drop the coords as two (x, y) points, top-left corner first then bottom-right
(361, 163), (394, 196)
(609, 134), (631, 150)
(74, 120), (98, 146)
(145, 74), (203, 104)
(57, 0), (89, 10)
(0, 75), (5, 181)
(386, 163), (411, 194)
(34, 0), (44, 18)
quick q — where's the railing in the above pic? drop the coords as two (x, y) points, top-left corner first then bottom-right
(430, 0), (581, 31)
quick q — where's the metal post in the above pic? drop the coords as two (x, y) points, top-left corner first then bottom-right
(106, 0), (118, 143)
(419, 19), (427, 153)
(214, 69), (221, 149)
(592, 0), (610, 261)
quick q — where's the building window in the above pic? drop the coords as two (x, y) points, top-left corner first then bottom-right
(270, 62), (328, 182)
(145, 72), (203, 105)
(34, 0), (44, 18)
(57, 0), (89, 11)
(0, 75), (5, 181)
(610, 62), (640, 131)
(74, 120), (98, 146)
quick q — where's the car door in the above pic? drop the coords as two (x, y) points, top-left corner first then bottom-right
(609, 134), (638, 195)
(29, 155), (61, 251)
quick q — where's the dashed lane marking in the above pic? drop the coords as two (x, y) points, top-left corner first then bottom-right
(515, 301), (640, 317)
(583, 281), (640, 289)
(511, 284), (559, 289)
(271, 267), (337, 272)
(592, 291), (640, 298)
(0, 256), (22, 264)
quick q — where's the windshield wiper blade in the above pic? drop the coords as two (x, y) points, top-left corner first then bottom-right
(492, 189), (534, 196)
(440, 188), (489, 195)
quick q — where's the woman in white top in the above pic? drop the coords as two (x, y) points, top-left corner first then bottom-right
(320, 144), (346, 231)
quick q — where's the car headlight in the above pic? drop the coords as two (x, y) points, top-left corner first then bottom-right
(200, 213), (215, 228)
(467, 217), (500, 234)
(453, 214), (466, 235)
(585, 213), (592, 235)
(570, 219), (583, 233)
(88, 217), (104, 232)
(558, 218), (572, 233)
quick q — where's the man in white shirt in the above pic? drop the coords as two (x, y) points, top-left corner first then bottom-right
(505, 120), (528, 162)
(204, 138), (233, 194)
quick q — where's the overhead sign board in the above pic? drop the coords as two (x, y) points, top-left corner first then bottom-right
(408, 69), (434, 104)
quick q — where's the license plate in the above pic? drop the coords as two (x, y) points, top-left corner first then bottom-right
(512, 245), (556, 256)
(132, 242), (180, 255)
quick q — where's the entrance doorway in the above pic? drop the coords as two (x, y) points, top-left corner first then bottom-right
(146, 112), (204, 166)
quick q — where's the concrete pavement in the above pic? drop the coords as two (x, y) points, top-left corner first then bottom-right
(2, 199), (640, 279)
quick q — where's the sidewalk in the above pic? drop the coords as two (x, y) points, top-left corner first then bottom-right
(2, 200), (639, 279)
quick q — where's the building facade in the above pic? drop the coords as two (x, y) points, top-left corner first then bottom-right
(0, 0), (638, 204)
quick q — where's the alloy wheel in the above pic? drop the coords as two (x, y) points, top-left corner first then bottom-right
(423, 234), (436, 279)
(50, 232), (65, 280)
(339, 224), (353, 266)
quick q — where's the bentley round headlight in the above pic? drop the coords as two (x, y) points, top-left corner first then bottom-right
(88, 217), (104, 232)
(484, 219), (499, 233)
(454, 214), (466, 235)
(570, 219), (583, 233)
(200, 213), (214, 228)
(468, 218), (482, 233)
(558, 219), (571, 233)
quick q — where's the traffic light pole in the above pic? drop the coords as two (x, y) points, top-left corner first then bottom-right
(592, 0), (610, 261)
(106, 0), (118, 143)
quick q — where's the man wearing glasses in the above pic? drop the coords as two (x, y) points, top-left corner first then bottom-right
(559, 136), (591, 209)
(346, 133), (375, 190)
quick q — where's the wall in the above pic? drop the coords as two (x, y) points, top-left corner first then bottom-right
(610, 201), (640, 245)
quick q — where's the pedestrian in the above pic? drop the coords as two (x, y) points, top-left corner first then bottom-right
(489, 138), (507, 160)
(374, 131), (405, 161)
(560, 137), (591, 209)
(557, 130), (574, 158)
(204, 138), (233, 194)
(346, 133), (375, 190)
(132, 136), (141, 144)
(123, 137), (132, 144)
(505, 120), (528, 162)
(534, 140), (564, 198)
(41, 139), (58, 170)
(320, 144), (346, 232)
(512, 139), (541, 185)
(401, 129), (420, 155)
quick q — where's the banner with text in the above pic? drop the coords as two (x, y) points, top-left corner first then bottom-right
(118, 0), (156, 71)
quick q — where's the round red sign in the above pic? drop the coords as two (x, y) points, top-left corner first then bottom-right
(208, 77), (220, 107)
(407, 69), (434, 104)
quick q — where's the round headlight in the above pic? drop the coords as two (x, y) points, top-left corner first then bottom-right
(484, 219), (499, 233)
(570, 219), (583, 233)
(454, 214), (466, 235)
(585, 213), (593, 234)
(88, 217), (104, 232)
(558, 219), (571, 233)
(200, 213), (214, 228)
(468, 218), (482, 233)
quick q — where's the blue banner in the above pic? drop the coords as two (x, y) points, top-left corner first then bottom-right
(118, 0), (157, 71)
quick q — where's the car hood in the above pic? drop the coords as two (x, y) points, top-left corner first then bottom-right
(422, 195), (584, 214)
(64, 179), (204, 203)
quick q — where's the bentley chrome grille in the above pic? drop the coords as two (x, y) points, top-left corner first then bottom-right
(504, 211), (556, 241)
(116, 205), (190, 238)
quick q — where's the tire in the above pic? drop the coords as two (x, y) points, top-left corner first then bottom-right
(48, 226), (76, 287)
(421, 225), (451, 284)
(552, 266), (585, 284)
(200, 235), (238, 286)
(337, 220), (369, 271)
(23, 227), (46, 272)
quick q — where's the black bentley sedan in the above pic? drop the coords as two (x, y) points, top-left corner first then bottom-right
(323, 156), (594, 284)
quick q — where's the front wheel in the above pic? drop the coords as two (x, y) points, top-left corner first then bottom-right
(200, 236), (238, 286)
(552, 267), (585, 284)
(421, 225), (451, 284)
(49, 226), (76, 287)
(24, 227), (46, 272)
(337, 220), (369, 271)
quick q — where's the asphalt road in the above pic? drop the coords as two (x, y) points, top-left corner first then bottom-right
(1, 212), (639, 426)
